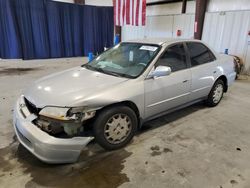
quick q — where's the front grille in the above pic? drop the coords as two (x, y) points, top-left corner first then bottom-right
(24, 98), (41, 115)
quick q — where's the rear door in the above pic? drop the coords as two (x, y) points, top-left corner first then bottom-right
(185, 42), (218, 101)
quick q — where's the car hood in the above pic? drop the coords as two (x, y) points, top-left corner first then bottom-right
(24, 66), (128, 108)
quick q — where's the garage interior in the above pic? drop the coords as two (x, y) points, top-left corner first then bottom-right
(0, 0), (250, 188)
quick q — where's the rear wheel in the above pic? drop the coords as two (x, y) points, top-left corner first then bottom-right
(93, 106), (137, 150)
(206, 79), (225, 107)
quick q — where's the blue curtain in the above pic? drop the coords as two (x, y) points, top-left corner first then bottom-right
(72, 5), (83, 57)
(46, 0), (64, 58)
(13, 0), (35, 59)
(0, 0), (22, 59)
(0, 0), (114, 59)
(83, 6), (95, 55)
(61, 3), (74, 57)
(29, 0), (50, 59)
(82, 6), (114, 56)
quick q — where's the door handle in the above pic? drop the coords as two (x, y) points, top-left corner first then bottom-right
(182, 80), (188, 83)
(213, 70), (217, 74)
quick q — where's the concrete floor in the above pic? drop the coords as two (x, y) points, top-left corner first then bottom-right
(0, 58), (250, 188)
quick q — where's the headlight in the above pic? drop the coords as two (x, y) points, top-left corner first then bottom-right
(39, 106), (96, 122)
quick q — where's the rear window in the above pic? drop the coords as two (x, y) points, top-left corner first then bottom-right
(186, 42), (216, 67)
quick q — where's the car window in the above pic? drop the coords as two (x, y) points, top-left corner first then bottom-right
(155, 44), (187, 72)
(186, 42), (216, 67)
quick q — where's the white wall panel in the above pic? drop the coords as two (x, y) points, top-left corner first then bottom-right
(172, 14), (195, 38)
(245, 40), (250, 73)
(202, 12), (226, 52)
(122, 15), (174, 41)
(146, 16), (174, 38)
(85, 0), (112, 6)
(147, 1), (195, 16)
(147, 2), (182, 16)
(122, 25), (146, 41)
(202, 11), (250, 72)
(207, 0), (250, 12)
(122, 13), (195, 41)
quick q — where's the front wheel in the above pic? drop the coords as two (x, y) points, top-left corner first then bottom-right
(206, 79), (225, 107)
(93, 106), (138, 150)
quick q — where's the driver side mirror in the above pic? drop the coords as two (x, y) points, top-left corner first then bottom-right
(148, 66), (172, 78)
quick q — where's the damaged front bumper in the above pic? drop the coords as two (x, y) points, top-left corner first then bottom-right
(13, 96), (94, 164)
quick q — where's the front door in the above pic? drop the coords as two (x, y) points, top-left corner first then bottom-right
(144, 43), (191, 118)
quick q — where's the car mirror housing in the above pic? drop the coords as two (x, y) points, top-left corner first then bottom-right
(149, 66), (172, 78)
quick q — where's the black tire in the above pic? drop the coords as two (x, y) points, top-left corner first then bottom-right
(206, 79), (225, 107)
(93, 106), (138, 150)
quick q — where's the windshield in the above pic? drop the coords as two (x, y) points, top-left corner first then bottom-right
(83, 43), (160, 78)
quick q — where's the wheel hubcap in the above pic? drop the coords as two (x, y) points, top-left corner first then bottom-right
(104, 113), (132, 144)
(213, 84), (223, 103)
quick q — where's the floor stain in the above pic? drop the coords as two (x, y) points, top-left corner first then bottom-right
(177, 171), (186, 178)
(151, 151), (162, 156)
(150, 145), (160, 151)
(163, 148), (173, 153)
(0, 142), (132, 188)
(0, 68), (41, 76)
(230, 179), (238, 185)
(150, 145), (161, 156)
(236, 147), (242, 151)
(150, 146), (173, 156)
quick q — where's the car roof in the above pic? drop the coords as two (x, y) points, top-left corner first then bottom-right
(125, 38), (201, 46)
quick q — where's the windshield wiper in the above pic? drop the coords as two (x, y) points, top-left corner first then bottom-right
(84, 64), (133, 79)
(84, 64), (105, 73)
(103, 70), (123, 77)
(103, 70), (134, 79)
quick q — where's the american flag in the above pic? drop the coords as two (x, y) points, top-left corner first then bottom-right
(113, 0), (146, 26)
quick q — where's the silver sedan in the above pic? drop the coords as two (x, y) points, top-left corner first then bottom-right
(13, 38), (236, 163)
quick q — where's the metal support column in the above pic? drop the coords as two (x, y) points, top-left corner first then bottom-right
(181, 0), (187, 14)
(194, 0), (208, 40)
